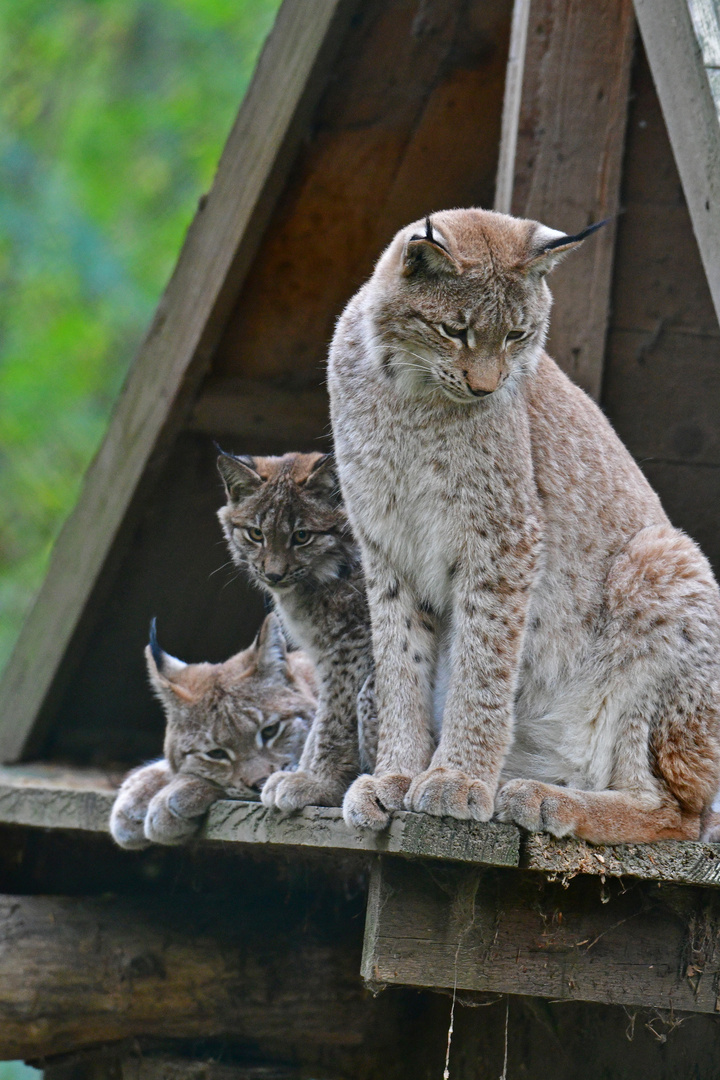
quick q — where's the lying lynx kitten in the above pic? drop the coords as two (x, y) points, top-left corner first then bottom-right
(110, 613), (317, 849)
(217, 451), (374, 809)
(328, 207), (720, 843)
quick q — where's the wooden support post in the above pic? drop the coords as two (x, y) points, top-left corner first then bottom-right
(362, 857), (720, 1013)
(496, 0), (635, 397)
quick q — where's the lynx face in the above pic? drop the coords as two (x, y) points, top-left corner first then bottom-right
(371, 208), (601, 404)
(146, 614), (317, 798)
(217, 452), (353, 591)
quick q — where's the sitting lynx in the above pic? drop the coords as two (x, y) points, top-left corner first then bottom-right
(217, 451), (375, 810)
(328, 207), (720, 844)
(110, 613), (317, 849)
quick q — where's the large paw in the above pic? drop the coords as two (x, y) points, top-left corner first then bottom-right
(343, 773), (411, 831)
(110, 761), (172, 850)
(144, 775), (220, 846)
(405, 767), (494, 821)
(701, 810), (720, 843)
(494, 779), (576, 837)
(261, 770), (347, 811)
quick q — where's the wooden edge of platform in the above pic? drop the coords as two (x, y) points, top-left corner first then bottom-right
(1, 764), (720, 886)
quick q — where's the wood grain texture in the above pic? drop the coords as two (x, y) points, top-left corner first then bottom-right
(634, 0), (720, 330)
(362, 858), (720, 1011)
(499, 0), (635, 397)
(188, 377), (330, 445)
(0, 0), (358, 764)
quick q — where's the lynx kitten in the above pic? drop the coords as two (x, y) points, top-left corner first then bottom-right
(217, 451), (374, 810)
(110, 613), (317, 848)
(328, 207), (720, 843)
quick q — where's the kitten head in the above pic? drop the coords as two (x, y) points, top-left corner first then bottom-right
(216, 451), (354, 593)
(146, 613), (317, 798)
(369, 208), (604, 403)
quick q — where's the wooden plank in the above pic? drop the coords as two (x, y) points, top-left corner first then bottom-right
(45, 1057), (302, 1080)
(0, 0), (358, 764)
(188, 377), (330, 444)
(362, 858), (720, 1012)
(0, 890), (371, 1060)
(689, 0), (720, 70)
(634, 0), (720, 331)
(496, 0), (635, 398)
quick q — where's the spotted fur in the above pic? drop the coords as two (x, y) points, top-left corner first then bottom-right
(328, 207), (720, 842)
(217, 451), (374, 810)
(109, 613), (316, 848)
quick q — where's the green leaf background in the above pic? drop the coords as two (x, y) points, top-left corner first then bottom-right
(0, 0), (282, 670)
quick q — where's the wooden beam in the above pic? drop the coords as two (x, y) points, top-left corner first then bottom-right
(495, 0), (635, 397)
(0, 0), (358, 763)
(362, 858), (720, 1012)
(634, 0), (720, 330)
(188, 377), (330, 446)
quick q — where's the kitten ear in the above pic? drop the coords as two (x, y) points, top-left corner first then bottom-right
(524, 219), (608, 276)
(253, 613), (290, 682)
(402, 215), (461, 277)
(145, 619), (196, 704)
(303, 453), (338, 500)
(217, 451), (262, 502)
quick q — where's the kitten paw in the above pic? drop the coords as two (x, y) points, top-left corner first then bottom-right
(261, 770), (346, 811)
(494, 779), (576, 837)
(405, 767), (494, 820)
(342, 773), (411, 830)
(110, 760), (172, 850)
(144, 775), (220, 846)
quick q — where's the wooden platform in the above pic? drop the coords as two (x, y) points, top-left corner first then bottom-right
(3, 764), (720, 887)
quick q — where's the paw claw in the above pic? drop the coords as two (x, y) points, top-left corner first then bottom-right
(406, 767), (494, 821)
(343, 773), (411, 831)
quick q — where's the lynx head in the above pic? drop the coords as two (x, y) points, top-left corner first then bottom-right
(146, 613), (317, 798)
(369, 207), (604, 403)
(216, 451), (355, 593)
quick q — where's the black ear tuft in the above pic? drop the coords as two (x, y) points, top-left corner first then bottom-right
(404, 215), (459, 277)
(217, 453), (262, 500)
(540, 218), (609, 253)
(149, 617), (163, 672)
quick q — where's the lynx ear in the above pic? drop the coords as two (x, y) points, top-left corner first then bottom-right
(145, 619), (195, 703)
(217, 451), (262, 502)
(303, 453), (339, 500)
(403, 216), (461, 277)
(524, 219), (608, 276)
(253, 613), (290, 682)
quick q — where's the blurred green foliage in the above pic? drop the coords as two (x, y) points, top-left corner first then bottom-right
(0, 0), (282, 670)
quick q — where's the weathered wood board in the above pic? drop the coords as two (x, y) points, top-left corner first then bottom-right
(362, 857), (720, 1012)
(496, 0), (635, 397)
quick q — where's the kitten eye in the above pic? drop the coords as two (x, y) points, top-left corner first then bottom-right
(505, 329), (527, 343)
(243, 526), (264, 544)
(291, 529), (314, 547)
(261, 721), (282, 742)
(204, 748), (231, 761)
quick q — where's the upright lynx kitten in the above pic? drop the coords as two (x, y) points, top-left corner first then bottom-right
(328, 207), (720, 843)
(217, 451), (374, 810)
(110, 613), (316, 848)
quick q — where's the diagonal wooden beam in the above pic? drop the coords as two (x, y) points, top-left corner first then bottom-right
(634, 0), (720, 330)
(0, 0), (358, 763)
(496, 0), (635, 398)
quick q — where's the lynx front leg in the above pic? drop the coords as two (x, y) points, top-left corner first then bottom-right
(407, 544), (535, 821)
(344, 559), (438, 830)
(110, 760), (172, 849)
(144, 774), (221, 845)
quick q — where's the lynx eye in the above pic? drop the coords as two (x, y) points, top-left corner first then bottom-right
(505, 329), (527, 343)
(204, 747), (231, 762)
(243, 526), (264, 544)
(261, 721), (282, 742)
(438, 323), (466, 341)
(291, 529), (313, 547)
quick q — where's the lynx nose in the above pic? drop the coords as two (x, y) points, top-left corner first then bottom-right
(265, 572), (285, 584)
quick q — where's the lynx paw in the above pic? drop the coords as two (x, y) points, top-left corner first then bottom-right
(144, 776), (220, 846)
(701, 810), (720, 843)
(405, 767), (494, 821)
(495, 779), (576, 837)
(261, 770), (347, 811)
(110, 761), (172, 850)
(342, 773), (411, 831)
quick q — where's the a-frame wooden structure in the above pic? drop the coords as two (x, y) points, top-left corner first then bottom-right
(2, 1), (720, 1076)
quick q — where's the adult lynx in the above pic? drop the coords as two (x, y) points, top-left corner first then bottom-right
(110, 613), (316, 848)
(328, 207), (720, 843)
